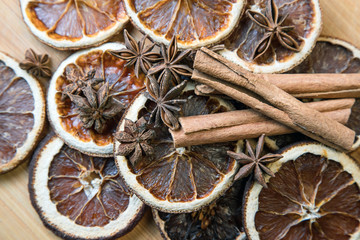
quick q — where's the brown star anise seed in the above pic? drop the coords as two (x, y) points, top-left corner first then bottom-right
(227, 134), (282, 188)
(69, 82), (124, 133)
(147, 36), (193, 85)
(20, 48), (52, 78)
(61, 68), (104, 100)
(115, 117), (155, 166)
(110, 30), (162, 78)
(145, 73), (187, 130)
(247, 0), (300, 60)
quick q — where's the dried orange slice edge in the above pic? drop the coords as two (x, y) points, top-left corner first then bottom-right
(244, 142), (360, 240)
(115, 90), (240, 213)
(20, 0), (128, 50)
(0, 51), (45, 174)
(221, 0), (322, 73)
(48, 42), (144, 157)
(124, 0), (246, 49)
(29, 134), (145, 240)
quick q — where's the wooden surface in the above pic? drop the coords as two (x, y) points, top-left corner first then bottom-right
(0, 0), (360, 240)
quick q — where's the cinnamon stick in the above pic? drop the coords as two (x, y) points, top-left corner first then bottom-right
(171, 108), (352, 148)
(192, 48), (356, 151)
(180, 99), (355, 134)
(196, 73), (360, 99)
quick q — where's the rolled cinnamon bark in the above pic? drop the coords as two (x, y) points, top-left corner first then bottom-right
(180, 99), (356, 134)
(171, 108), (352, 148)
(192, 48), (356, 151)
(196, 74), (360, 98)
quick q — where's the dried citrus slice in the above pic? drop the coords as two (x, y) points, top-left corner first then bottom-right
(115, 89), (240, 212)
(266, 37), (360, 151)
(0, 51), (45, 174)
(221, 0), (322, 73)
(20, 0), (128, 50)
(152, 180), (247, 240)
(29, 134), (145, 240)
(48, 42), (146, 157)
(124, 0), (246, 49)
(244, 142), (360, 240)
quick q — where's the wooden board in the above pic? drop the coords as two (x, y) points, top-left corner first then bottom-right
(0, 0), (359, 239)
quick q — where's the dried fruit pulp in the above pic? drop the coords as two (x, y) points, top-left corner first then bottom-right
(54, 47), (145, 146)
(125, 0), (244, 48)
(115, 91), (240, 212)
(245, 143), (360, 240)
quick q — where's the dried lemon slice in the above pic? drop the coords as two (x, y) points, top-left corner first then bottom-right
(115, 89), (240, 213)
(29, 134), (145, 240)
(124, 0), (246, 49)
(244, 142), (360, 240)
(0, 51), (45, 174)
(221, 0), (322, 73)
(48, 42), (146, 157)
(20, 0), (128, 50)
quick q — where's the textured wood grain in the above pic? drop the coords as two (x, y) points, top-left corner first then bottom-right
(0, 0), (359, 240)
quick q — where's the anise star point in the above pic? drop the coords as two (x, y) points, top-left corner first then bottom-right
(147, 36), (193, 85)
(61, 68), (104, 100)
(20, 48), (52, 78)
(69, 82), (124, 133)
(247, 0), (301, 60)
(145, 73), (187, 130)
(115, 117), (155, 166)
(227, 134), (282, 188)
(110, 30), (162, 78)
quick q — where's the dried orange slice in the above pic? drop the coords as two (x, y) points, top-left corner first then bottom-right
(29, 134), (145, 240)
(244, 142), (360, 240)
(0, 51), (45, 174)
(20, 0), (128, 50)
(115, 89), (240, 212)
(48, 42), (146, 157)
(266, 37), (360, 151)
(221, 0), (322, 73)
(124, 0), (246, 49)
(152, 180), (247, 240)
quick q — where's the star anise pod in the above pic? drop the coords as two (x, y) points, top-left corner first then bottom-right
(247, 0), (300, 60)
(227, 134), (282, 188)
(147, 36), (193, 85)
(20, 49), (52, 78)
(69, 82), (124, 133)
(110, 30), (162, 78)
(145, 73), (187, 130)
(61, 68), (104, 100)
(115, 117), (155, 166)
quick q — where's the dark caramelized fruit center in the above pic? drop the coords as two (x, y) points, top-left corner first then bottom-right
(256, 153), (360, 240)
(157, 180), (244, 240)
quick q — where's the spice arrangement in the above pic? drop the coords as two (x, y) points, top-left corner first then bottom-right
(0, 1), (360, 240)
